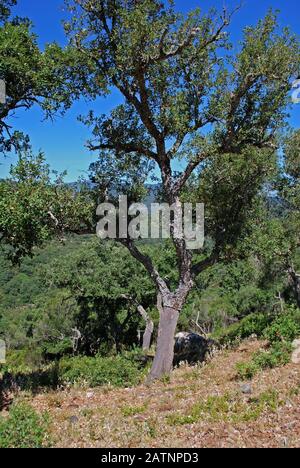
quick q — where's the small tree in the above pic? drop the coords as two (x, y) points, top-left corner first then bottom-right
(0, 1), (81, 153)
(277, 131), (300, 306)
(0, 151), (94, 262)
(66, 1), (300, 380)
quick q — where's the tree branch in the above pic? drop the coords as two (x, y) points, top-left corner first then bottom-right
(192, 251), (219, 277)
(88, 141), (159, 163)
(119, 239), (170, 295)
(173, 152), (208, 194)
(148, 5), (239, 65)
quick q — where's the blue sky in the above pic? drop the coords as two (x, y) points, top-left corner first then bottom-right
(1, 0), (300, 181)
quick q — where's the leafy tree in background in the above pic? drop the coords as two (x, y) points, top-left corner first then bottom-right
(275, 131), (300, 306)
(44, 239), (157, 354)
(0, 0), (16, 23)
(0, 151), (94, 262)
(64, 0), (300, 381)
(0, 0), (86, 153)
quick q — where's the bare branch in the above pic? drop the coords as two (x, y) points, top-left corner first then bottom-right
(173, 152), (208, 194)
(192, 251), (219, 277)
(119, 239), (170, 295)
(88, 141), (159, 163)
(149, 4), (240, 65)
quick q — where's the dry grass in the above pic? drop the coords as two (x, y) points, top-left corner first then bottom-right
(15, 339), (300, 448)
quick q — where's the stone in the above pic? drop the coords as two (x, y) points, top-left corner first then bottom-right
(69, 415), (79, 425)
(240, 383), (252, 395)
(292, 339), (300, 349)
(0, 339), (6, 364)
(291, 339), (300, 364)
(173, 332), (215, 367)
(86, 391), (94, 399)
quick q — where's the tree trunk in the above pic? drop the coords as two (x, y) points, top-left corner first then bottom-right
(146, 304), (180, 383)
(137, 305), (154, 351)
(288, 265), (300, 308)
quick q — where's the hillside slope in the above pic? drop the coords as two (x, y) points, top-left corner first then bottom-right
(27, 339), (300, 448)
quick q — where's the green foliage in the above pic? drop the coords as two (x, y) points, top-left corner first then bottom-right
(254, 342), (292, 369)
(215, 312), (273, 344)
(0, 4), (81, 153)
(0, 152), (94, 261)
(236, 342), (293, 380)
(264, 307), (300, 343)
(58, 352), (146, 388)
(0, 0), (16, 23)
(0, 403), (50, 448)
(121, 404), (147, 417)
(235, 361), (259, 381)
(166, 389), (280, 426)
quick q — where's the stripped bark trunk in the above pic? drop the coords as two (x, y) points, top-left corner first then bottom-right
(137, 305), (154, 351)
(146, 290), (188, 383)
(146, 305), (180, 383)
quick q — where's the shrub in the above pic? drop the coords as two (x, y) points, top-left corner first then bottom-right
(1, 362), (59, 393)
(264, 308), (300, 343)
(254, 342), (292, 369)
(166, 390), (280, 426)
(215, 312), (273, 344)
(0, 403), (50, 448)
(58, 352), (146, 388)
(236, 361), (259, 380)
(239, 313), (273, 338)
(5, 348), (44, 370)
(236, 342), (292, 380)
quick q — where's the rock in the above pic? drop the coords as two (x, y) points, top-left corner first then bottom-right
(240, 383), (252, 395)
(86, 391), (94, 399)
(69, 415), (79, 425)
(0, 339), (6, 364)
(173, 332), (215, 367)
(292, 339), (300, 349)
(281, 437), (289, 448)
(249, 333), (258, 341)
(291, 339), (300, 364)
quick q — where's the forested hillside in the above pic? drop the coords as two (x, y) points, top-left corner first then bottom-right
(1, 0), (300, 450)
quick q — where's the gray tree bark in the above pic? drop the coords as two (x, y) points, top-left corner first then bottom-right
(146, 305), (179, 382)
(137, 305), (154, 351)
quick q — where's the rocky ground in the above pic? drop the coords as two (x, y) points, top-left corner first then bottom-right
(14, 339), (299, 448)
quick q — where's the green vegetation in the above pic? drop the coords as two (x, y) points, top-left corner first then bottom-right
(235, 308), (300, 380)
(0, 403), (50, 448)
(236, 342), (293, 380)
(166, 390), (281, 426)
(121, 404), (148, 417)
(59, 352), (147, 388)
(264, 308), (300, 343)
(1, 0), (300, 448)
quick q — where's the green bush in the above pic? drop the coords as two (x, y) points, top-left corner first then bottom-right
(1, 362), (59, 392)
(1, 349), (148, 392)
(0, 403), (50, 448)
(254, 342), (292, 369)
(236, 361), (259, 380)
(215, 312), (273, 344)
(59, 352), (146, 388)
(264, 308), (300, 343)
(4, 348), (44, 370)
(236, 342), (293, 380)
(216, 308), (300, 346)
